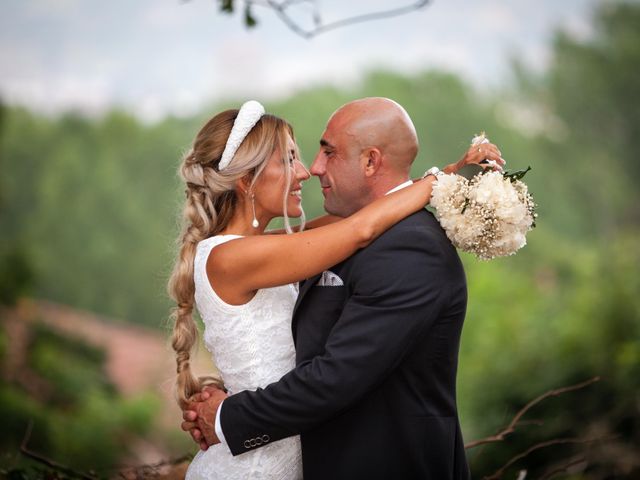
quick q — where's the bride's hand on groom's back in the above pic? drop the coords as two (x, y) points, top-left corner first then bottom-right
(181, 385), (228, 451)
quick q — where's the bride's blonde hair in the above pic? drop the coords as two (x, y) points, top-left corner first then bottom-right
(168, 108), (299, 407)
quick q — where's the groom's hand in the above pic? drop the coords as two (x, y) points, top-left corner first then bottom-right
(181, 385), (227, 450)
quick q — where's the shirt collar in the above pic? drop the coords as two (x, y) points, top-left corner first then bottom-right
(385, 180), (413, 195)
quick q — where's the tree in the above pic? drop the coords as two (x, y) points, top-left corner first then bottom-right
(515, 1), (640, 235)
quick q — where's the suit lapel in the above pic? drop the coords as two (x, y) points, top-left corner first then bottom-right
(294, 273), (321, 314)
(291, 272), (322, 341)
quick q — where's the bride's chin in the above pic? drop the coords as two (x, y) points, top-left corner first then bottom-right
(285, 206), (303, 217)
(286, 201), (303, 217)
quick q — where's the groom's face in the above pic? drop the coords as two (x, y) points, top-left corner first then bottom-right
(310, 113), (369, 217)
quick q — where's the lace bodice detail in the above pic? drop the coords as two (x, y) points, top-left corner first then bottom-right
(187, 234), (302, 480)
(193, 235), (299, 394)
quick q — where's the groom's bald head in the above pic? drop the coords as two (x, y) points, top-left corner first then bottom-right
(334, 97), (419, 173)
(310, 97), (419, 216)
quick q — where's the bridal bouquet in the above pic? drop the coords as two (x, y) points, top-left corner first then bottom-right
(431, 133), (537, 260)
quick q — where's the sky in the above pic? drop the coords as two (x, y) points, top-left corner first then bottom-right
(0, 0), (602, 122)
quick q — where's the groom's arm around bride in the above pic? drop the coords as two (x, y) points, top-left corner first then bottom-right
(219, 207), (469, 480)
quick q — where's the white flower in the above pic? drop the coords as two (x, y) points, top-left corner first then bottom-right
(471, 132), (490, 146)
(430, 134), (536, 260)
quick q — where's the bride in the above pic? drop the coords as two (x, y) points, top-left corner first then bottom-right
(168, 100), (502, 479)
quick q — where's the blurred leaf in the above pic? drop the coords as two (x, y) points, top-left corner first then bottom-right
(244, 3), (257, 27)
(219, 0), (233, 14)
(503, 165), (531, 182)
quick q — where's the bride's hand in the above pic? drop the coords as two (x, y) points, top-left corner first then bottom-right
(443, 142), (505, 174)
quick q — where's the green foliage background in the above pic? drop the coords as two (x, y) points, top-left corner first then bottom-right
(1, 1), (639, 477)
(0, 323), (160, 472)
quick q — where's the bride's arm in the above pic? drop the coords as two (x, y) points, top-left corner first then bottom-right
(264, 143), (505, 236)
(209, 176), (436, 299)
(266, 214), (342, 234)
(211, 141), (505, 300)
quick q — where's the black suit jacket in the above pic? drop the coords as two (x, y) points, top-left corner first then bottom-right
(220, 209), (470, 480)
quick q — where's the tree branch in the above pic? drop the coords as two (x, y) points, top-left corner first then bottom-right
(20, 420), (100, 480)
(465, 376), (600, 449)
(113, 454), (191, 479)
(19, 419), (191, 479)
(264, 0), (430, 39)
(202, 0), (431, 39)
(539, 455), (588, 480)
(484, 436), (611, 480)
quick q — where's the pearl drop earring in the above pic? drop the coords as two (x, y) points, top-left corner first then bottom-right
(250, 193), (259, 228)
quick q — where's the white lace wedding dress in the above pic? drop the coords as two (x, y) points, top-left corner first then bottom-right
(185, 235), (303, 480)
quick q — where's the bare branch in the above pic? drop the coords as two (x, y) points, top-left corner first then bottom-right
(268, 0), (430, 38)
(20, 420), (191, 480)
(204, 0), (431, 39)
(20, 420), (100, 480)
(539, 455), (588, 480)
(278, 0), (309, 9)
(113, 454), (191, 479)
(483, 436), (611, 480)
(465, 377), (600, 449)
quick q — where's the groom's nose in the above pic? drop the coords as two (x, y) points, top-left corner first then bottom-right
(309, 152), (325, 177)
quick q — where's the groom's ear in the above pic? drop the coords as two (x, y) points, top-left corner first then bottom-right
(362, 148), (382, 177)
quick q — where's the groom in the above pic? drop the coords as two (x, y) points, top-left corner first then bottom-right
(182, 98), (487, 479)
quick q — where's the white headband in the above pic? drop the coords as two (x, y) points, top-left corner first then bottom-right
(218, 100), (265, 171)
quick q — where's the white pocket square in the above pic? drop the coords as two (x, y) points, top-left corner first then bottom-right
(316, 270), (344, 286)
